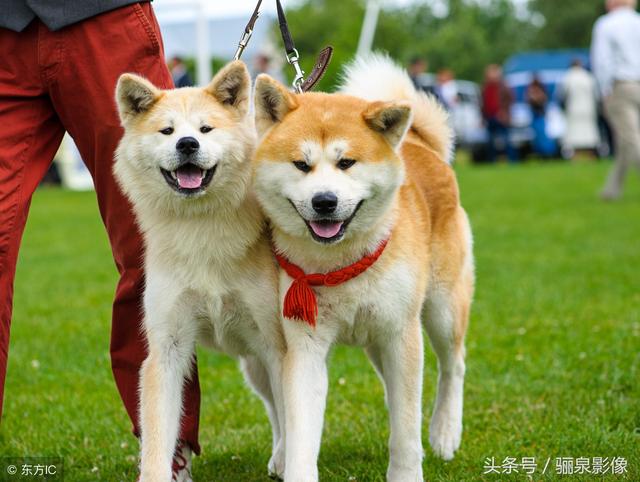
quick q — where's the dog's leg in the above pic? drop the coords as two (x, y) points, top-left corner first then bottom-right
(374, 318), (424, 482)
(424, 284), (470, 461)
(266, 351), (287, 480)
(282, 333), (331, 482)
(241, 354), (285, 478)
(139, 293), (198, 482)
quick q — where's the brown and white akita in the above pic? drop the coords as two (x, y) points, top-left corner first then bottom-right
(114, 62), (286, 482)
(252, 55), (474, 482)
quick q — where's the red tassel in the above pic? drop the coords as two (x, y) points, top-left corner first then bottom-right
(282, 277), (318, 327)
(273, 239), (389, 329)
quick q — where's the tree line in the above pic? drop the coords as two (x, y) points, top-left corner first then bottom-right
(280, 0), (609, 90)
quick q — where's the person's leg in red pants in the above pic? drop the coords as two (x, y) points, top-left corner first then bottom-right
(0, 4), (200, 456)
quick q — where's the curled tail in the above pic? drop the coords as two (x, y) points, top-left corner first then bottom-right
(339, 54), (454, 164)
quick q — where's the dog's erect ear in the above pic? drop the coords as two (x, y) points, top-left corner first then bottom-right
(205, 61), (250, 116)
(363, 101), (412, 149)
(254, 74), (298, 137)
(116, 74), (161, 124)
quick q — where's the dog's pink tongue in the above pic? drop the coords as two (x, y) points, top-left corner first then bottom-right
(176, 165), (203, 189)
(309, 221), (343, 238)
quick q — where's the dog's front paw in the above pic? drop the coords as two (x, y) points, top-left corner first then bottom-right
(139, 468), (172, 482)
(429, 408), (462, 460)
(267, 440), (285, 479)
(387, 464), (423, 482)
(283, 466), (319, 482)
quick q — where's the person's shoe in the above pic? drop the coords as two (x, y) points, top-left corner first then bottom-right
(600, 190), (621, 202)
(172, 440), (193, 482)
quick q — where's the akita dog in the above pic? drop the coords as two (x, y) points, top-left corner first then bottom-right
(252, 55), (474, 481)
(114, 62), (285, 482)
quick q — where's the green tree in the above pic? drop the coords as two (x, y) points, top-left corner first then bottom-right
(528, 0), (606, 49)
(378, 0), (536, 81)
(276, 0), (366, 91)
(280, 0), (536, 89)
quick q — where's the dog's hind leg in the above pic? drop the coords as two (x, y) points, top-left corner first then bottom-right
(241, 354), (285, 478)
(424, 277), (471, 461)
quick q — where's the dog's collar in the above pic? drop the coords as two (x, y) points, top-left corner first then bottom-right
(273, 238), (389, 327)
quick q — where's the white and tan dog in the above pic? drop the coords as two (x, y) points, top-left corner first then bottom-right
(252, 55), (474, 481)
(114, 61), (285, 482)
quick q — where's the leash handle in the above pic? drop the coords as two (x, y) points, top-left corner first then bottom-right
(233, 0), (263, 60)
(301, 46), (334, 92)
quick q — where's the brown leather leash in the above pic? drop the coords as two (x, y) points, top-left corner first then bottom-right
(234, 0), (333, 93)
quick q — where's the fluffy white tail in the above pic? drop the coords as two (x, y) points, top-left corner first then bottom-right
(339, 54), (454, 163)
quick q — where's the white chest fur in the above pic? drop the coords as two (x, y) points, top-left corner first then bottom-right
(282, 258), (419, 346)
(141, 202), (275, 356)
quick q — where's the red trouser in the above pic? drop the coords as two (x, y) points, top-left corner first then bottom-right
(0, 4), (201, 454)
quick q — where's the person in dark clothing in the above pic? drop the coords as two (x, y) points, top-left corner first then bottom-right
(169, 56), (194, 88)
(408, 56), (429, 89)
(526, 75), (557, 157)
(482, 64), (517, 162)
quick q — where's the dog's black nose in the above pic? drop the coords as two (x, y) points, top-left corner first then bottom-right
(176, 137), (199, 155)
(312, 192), (338, 215)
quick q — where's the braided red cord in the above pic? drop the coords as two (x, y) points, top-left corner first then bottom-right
(273, 239), (389, 327)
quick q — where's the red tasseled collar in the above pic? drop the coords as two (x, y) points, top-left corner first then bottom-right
(273, 239), (389, 327)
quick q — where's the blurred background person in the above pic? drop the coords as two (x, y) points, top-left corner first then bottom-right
(526, 75), (556, 158)
(592, 0), (640, 200)
(251, 52), (286, 83)
(559, 59), (601, 159)
(482, 64), (517, 162)
(408, 56), (428, 88)
(436, 68), (459, 111)
(168, 55), (194, 87)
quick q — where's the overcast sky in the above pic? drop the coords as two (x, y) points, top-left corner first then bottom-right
(154, 0), (531, 22)
(153, 0), (502, 18)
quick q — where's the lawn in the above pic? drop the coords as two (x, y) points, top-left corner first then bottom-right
(1, 161), (639, 481)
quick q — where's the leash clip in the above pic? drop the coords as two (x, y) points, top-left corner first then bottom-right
(233, 27), (254, 61)
(287, 49), (305, 94)
(233, 0), (262, 61)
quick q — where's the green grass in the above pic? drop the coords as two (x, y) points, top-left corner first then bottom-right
(1, 161), (639, 481)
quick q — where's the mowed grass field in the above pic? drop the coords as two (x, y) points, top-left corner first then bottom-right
(1, 161), (639, 481)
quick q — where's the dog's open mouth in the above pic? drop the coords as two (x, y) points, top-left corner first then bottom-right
(161, 163), (216, 195)
(300, 201), (364, 244)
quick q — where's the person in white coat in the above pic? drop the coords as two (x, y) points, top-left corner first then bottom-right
(560, 59), (601, 157)
(591, 0), (640, 200)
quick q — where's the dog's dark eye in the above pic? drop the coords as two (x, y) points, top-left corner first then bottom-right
(293, 161), (312, 173)
(337, 158), (357, 170)
(200, 125), (213, 133)
(159, 127), (174, 135)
